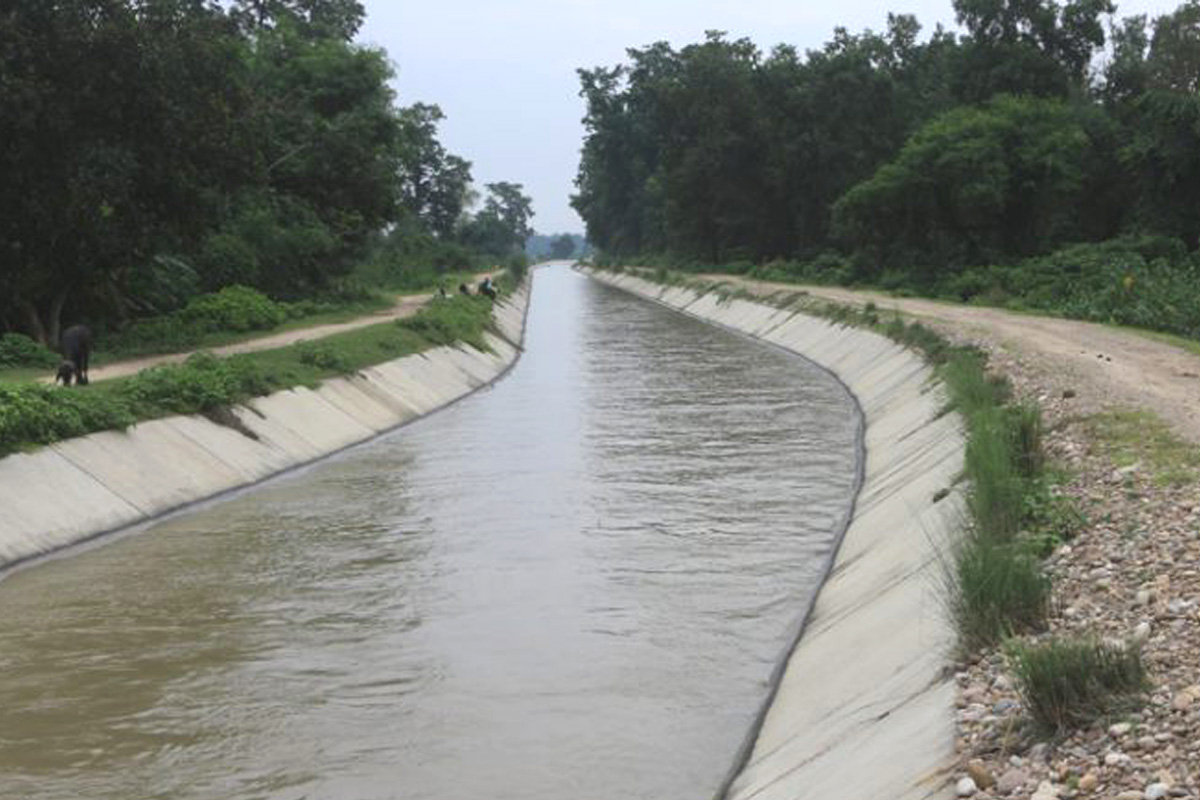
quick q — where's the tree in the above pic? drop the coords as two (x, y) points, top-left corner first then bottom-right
(396, 103), (473, 238)
(951, 0), (1114, 101)
(833, 95), (1096, 278)
(461, 182), (534, 256)
(548, 234), (577, 259)
(1147, 1), (1200, 92)
(230, 0), (365, 40)
(0, 0), (251, 341)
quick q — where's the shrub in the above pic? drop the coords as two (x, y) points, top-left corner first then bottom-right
(103, 286), (289, 357)
(297, 343), (349, 371)
(120, 352), (269, 414)
(180, 285), (286, 332)
(0, 334), (60, 369)
(0, 384), (136, 455)
(1008, 637), (1149, 734)
(950, 536), (1051, 651)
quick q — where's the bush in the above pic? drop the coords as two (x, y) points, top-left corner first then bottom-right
(102, 286), (288, 357)
(120, 352), (270, 415)
(296, 343), (349, 371)
(950, 536), (1051, 651)
(0, 333), (60, 369)
(180, 285), (286, 332)
(0, 384), (136, 455)
(1008, 637), (1149, 734)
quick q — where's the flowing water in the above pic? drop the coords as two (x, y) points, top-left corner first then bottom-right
(0, 267), (860, 800)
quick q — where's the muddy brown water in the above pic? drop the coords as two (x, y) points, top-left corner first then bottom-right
(0, 267), (859, 800)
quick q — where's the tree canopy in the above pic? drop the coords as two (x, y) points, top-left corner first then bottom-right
(0, 0), (532, 343)
(573, 0), (1200, 286)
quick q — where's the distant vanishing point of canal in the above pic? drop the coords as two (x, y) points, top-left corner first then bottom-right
(0, 266), (860, 800)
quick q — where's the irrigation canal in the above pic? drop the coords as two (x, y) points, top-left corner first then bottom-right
(0, 266), (860, 800)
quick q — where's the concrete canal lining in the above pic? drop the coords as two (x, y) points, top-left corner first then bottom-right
(585, 269), (964, 800)
(0, 284), (530, 572)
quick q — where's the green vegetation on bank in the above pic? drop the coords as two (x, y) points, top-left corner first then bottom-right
(1, 1), (532, 355)
(1008, 637), (1149, 734)
(575, 0), (1200, 342)
(0, 294), (498, 457)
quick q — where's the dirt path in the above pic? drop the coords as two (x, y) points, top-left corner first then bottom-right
(77, 292), (432, 384)
(703, 275), (1200, 446)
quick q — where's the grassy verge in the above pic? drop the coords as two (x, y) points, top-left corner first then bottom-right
(0, 294), (498, 457)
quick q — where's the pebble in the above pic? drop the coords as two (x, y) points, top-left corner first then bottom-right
(1110, 722), (1133, 737)
(1145, 784), (1170, 800)
(996, 768), (1030, 794)
(1031, 780), (1059, 800)
(966, 760), (995, 789)
(1078, 773), (1098, 793)
(956, 776), (978, 797)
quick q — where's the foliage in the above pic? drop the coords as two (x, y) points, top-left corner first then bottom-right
(573, 2), (1200, 316)
(102, 286), (288, 356)
(0, 1), (529, 347)
(1008, 637), (1149, 733)
(0, 334), (60, 369)
(0, 384), (137, 455)
(833, 96), (1100, 277)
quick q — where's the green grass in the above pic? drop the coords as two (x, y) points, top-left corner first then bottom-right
(1008, 637), (1149, 734)
(949, 535), (1052, 651)
(0, 294), (497, 457)
(1083, 409), (1200, 486)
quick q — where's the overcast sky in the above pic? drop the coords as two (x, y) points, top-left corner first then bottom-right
(357, 0), (1178, 235)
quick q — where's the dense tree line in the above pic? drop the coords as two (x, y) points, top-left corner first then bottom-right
(0, 0), (532, 345)
(573, 0), (1200, 293)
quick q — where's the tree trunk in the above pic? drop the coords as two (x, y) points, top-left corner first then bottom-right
(18, 288), (69, 348)
(46, 288), (69, 348)
(19, 301), (47, 346)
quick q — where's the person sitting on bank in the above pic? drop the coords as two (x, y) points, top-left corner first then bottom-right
(478, 276), (497, 300)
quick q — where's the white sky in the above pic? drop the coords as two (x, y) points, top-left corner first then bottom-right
(357, 0), (1180, 235)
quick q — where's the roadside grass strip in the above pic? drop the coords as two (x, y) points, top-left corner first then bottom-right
(0, 294), (497, 457)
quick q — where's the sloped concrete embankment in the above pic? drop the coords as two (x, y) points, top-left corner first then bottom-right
(0, 286), (530, 571)
(586, 270), (964, 800)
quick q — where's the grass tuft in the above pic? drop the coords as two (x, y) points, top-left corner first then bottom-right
(949, 535), (1051, 651)
(1008, 637), (1149, 734)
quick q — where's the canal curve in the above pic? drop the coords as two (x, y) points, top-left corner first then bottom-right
(0, 266), (860, 800)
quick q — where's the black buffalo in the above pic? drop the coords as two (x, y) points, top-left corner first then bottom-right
(56, 324), (92, 386)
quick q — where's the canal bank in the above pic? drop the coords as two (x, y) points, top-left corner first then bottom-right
(0, 284), (530, 572)
(585, 268), (965, 800)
